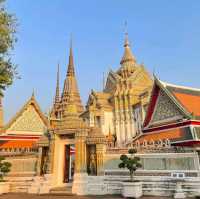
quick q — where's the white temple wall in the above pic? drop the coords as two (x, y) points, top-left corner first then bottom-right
(4, 155), (37, 176)
(101, 111), (113, 135)
(84, 152), (200, 196)
(104, 152), (200, 171)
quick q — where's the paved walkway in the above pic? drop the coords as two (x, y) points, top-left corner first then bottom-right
(0, 193), (189, 199)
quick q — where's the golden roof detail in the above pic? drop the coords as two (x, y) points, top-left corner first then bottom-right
(4, 94), (49, 132)
(60, 42), (84, 116)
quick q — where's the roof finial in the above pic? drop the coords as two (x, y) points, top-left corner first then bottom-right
(124, 20), (129, 47)
(55, 62), (60, 103)
(120, 22), (136, 65)
(31, 89), (35, 98)
(67, 34), (75, 76)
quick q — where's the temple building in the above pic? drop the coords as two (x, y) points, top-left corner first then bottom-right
(133, 76), (200, 148)
(81, 33), (153, 146)
(34, 42), (106, 193)
(1, 34), (200, 197)
(0, 94), (48, 152)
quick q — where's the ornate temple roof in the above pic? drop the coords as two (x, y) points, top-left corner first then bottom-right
(117, 33), (137, 78)
(143, 77), (200, 129)
(120, 33), (136, 65)
(60, 42), (84, 116)
(55, 96), (87, 134)
(133, 77), (200, 147)
(86, 90), (112, 110)
(164, 82), (200, 118)
(4, 93), (49, 134)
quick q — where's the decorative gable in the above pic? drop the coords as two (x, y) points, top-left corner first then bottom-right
(150, 90), (184, 126)
(5, 96), (48, 136)
(8, 105), (46, 133)
(104, 71), (118, 93)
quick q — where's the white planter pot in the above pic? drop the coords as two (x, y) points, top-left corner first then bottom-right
(0, 182), (10, 194)
(121, 181), (142, 198)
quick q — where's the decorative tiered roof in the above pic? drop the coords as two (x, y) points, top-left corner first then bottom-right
(60, 42), (84, 116)
(117, 33), (137, 78)
(133, 77), (200, 147)
(120, 33), (136, 65)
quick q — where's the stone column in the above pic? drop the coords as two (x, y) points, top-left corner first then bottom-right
(119, 96), (125, 145)
(96, 144), (105, 176)
(72, 129), (88, 195)
(46, 131), (55, 174)
(125, 94), (132, 142)
(114, 96), (120, 146)
(74, 130), (88, 173)
(36, 147), (43, 176)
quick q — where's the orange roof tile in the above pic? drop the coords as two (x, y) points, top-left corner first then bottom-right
(136, 127), (192, 144)
(0, 140), (36, 148)
(172, 92), (200, 116)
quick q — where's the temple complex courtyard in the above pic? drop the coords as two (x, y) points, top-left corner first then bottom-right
(0, 194), (193, 199)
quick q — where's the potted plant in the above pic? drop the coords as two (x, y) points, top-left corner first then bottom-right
(0, 156), (12, 194)
(118, 148), (142, 198)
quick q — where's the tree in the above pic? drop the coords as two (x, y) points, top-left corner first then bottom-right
(118, 148), (142, 182)
(0, 0), (17, 96)
(0, 156), (11, 181)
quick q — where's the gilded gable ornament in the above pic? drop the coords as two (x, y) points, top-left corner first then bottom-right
(9, 105), (46, 132)
(151, 90), (183, 124)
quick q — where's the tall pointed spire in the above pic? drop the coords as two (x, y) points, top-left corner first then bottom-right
(120, 32), (136, 65)
(50, 63), (60, 119)
(55, 63), (60, 104)
(61, 38), (84, 116)
(67, 37), (75, 76)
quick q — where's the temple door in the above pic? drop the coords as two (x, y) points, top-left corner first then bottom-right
(63, 145), (70, 183)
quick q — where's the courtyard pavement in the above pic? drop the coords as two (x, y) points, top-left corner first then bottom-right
(0, 194), (194, 199)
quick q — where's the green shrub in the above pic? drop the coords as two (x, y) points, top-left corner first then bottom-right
(0, 156), (11, 181)
(118, 149), (142, 182)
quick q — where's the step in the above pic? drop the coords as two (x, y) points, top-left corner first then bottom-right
(50, 186), (73, 196)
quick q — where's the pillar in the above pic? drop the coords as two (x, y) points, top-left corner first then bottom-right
(96, 144), (105, 176)
(36, 147), (43, 176)
(72, 129), (88, 195)
(74, 130), (88, 173)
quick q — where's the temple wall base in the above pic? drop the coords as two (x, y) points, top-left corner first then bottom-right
(28, 174), (52, 194)
(72, 173), (88, 195)
(72, 173), (106, 195)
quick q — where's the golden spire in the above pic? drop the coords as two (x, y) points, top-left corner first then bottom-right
(61, 39), (84, 116)
(120, 32), (136, 65)
(67, 38), (75, 76)
(55, 63), (60, 104)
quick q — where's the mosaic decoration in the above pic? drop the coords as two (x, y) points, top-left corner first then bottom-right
(151, 90), (183, 124)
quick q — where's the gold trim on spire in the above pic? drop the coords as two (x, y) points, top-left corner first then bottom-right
(67, 38), (75, 76)
(55, 63), (60, 104)
(61, 39), (84, 116)
(120, 32), (136, 65)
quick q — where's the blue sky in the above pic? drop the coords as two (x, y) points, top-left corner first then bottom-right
(3, 0), (200, 122)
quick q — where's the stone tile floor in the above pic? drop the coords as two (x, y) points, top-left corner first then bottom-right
(0, 194), (194, 199)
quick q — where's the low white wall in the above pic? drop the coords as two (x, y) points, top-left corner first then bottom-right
(89, 151), (200, 197)
(104, 152), (200, 171)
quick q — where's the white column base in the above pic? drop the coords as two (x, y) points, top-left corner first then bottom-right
(28, 174), (53, 194)
(72, 173), (88, 195)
